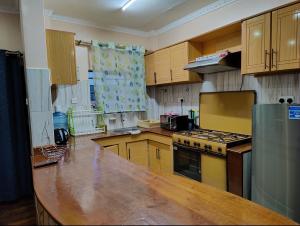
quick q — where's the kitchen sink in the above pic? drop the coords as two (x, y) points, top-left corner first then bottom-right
(111, 127), (140, 133)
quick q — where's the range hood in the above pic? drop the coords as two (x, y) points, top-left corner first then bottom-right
(184, 51), (241, 74)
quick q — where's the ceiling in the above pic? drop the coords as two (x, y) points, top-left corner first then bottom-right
(0, 0), (19, 12)
(44, 0), (218, 32)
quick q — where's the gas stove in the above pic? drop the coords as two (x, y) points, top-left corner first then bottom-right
(173, 129), (251, 156)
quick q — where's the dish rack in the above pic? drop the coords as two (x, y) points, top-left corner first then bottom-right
(68, 108), (106, 136)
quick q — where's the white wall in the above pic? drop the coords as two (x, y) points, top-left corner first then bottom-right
(0, 12), (22, 51)
(20, 0), (55, 147)
(149, 0), (296, 50)
(45, 18), (150, 49)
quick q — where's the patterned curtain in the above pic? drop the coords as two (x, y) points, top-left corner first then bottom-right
(91, 41), (146, 113)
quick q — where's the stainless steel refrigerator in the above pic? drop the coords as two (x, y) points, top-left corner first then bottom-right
(252, 104), (300, 222)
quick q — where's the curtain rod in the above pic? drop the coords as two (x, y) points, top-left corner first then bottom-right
(75, 40), (92, 47)
(75, 40), (149, 54)
(75, 40), (126, 49)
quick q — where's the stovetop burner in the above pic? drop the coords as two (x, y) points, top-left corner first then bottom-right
(176, 129), (251, 144)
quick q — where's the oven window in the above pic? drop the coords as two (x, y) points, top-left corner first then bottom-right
(174, 145), (201, 181)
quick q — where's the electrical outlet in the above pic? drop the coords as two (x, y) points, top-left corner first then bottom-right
(278, 96), (295, 104)
(178, 98), (184, 103)
(71, 97), (78, 104)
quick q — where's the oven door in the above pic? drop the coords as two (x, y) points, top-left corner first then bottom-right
(173, 143), (201, 181)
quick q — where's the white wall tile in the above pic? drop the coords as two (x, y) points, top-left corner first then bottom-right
(26, 68), (55, 147)
(53, 70), (300, 130)
(26, 68), (51, 112)
(146, 70), (300, 120)
(30, 111), (55, 147)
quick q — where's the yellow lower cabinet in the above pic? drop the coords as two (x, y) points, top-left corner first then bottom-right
(148, 142), (161, 172)
(149, 141), (172, 174)
(201, 154), (227, 191)
(157, 143), (172, 174)
(104, 145), (119, 155)
(127, 140), (148, 167)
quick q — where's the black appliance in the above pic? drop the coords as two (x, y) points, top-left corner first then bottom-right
(160, 115), (188, 131)
(54, 128), (69, 145)
(173, 143), (201, 181)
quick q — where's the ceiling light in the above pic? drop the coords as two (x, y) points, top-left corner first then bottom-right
(122, 0), (137, 11)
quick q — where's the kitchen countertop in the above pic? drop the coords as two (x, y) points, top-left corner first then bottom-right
(32, 129), (296, 225)
(93, 127), (175, 139)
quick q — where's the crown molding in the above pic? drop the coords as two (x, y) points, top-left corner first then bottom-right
(47, 12), (149, 37)
(150, 0), (239, 36)
(45, 0), (239, 38)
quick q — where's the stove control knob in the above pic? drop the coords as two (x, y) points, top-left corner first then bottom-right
(186, 140), (190, 145)
(218, 147), (222, 152)
(208, 145), (212, 150)
(204, 145), (208, 150)
(194, 142), (200, 147)
(178, 138), (181, 143)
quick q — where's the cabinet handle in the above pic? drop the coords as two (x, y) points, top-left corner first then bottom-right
(271, 49), (277, 69)
(154, 72), (157, 84)
(156, 148), (158, 159)
(158, 148), (160, 160)
(128, 148), (131, 160)
(264, 50), (270, 70)
(170, 69), (173, 81)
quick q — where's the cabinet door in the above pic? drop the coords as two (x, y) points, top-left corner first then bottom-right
(145, 54), (156, 86)
(158, 145), (172, 174)
(46, 29), (77, 84)
(127, 140), (148, 167)
(272, 3), (300, 71)
(148, 142), (161, 172)
(242, 13), (271, 74)
(201, 154), (227, 191)
(170, 42), (189, 82)
(154, 48), (171, 84)
(104, 145), (119, 155)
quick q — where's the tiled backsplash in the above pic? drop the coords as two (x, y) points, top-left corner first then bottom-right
(53, 80), (145, 130)
(26, 68), (55, 146)
(53, 70), (300, 130)
(145, 70), (300, 120)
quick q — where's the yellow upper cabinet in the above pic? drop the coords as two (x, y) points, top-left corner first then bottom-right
(169, 42), (192, 83)
(154, 48), (172, 85)
(242, 2), (300, 75)
(46, 29), (77, 85)
(271, 3), (300, 71)
(145, 42), (202, 86)
(145, 53), (156, 86)
(242, 13), (271, 74)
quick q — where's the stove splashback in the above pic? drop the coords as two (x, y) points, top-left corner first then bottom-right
(199, 91), (256, 135)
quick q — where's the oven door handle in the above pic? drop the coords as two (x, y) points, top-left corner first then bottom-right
(173, 143), (201, 152)
(173, 143), (226, 158)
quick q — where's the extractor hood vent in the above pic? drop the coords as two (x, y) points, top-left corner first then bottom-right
(184, 51), (241, 74)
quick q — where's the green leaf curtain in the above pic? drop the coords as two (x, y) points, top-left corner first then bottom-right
(91, 41), (146, 113)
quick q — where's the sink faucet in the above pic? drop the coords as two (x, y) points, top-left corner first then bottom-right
(120, 112), (125, 128)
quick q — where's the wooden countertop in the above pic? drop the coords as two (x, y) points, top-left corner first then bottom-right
(32, 133), (296, 225)
(92, 127), (174, 139)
